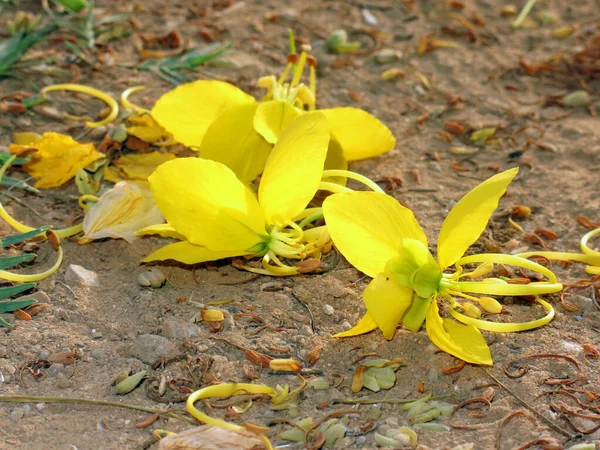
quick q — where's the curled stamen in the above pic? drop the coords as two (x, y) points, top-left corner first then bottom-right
(0, 241), (63, 282)
(121, 86), (150, 114)
(41, 84), (119, 128)
(322, 169), (386, 193)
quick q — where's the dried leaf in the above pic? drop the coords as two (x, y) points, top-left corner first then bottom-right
(158, 424), (264, 449)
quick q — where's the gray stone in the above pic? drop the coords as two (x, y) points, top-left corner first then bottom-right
(323, 304), (335, 316)
(12, 291), (50, 305)
(573, 295), (597, 313)
(131, 334), (179, 364)
(64, 264), (100, 287)
(11, 407), (25, 421)
(162, 318), (200, 339)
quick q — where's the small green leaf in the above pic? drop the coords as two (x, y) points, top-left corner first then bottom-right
(0, 282), (36, 300)
(0, 298), (36, 313)
(0, 226), (51, 248)
(0, 253), (36, 270)
(470, 127), (496, 142)
(55, 0), (90, 12)
(115, 370), (148, 395)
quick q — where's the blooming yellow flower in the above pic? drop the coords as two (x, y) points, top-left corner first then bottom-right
(9, 132), (105, 189)
(151, 49), (395, 183)
(141, 112), (332, 275)
(323, 168), (562, 365)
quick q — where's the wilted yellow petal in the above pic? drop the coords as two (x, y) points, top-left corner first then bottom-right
(111, 151), (176, 181)
(137, 223), (185, 240)
(364, 273), (413, 340)
(333, 313), (377, 338)
(437, 168), (518, 268)
(320, 107), (396, 161)
(322, 192), (427, 278)
(142, 240), (248, 265)
(259, 112), (329, 226)
(253, 100), (301, 144)
(9, 132), (105, 188)
(12, 132), (42, 146)
(149, 158), (267, 252)
(126, 114), (171, 143)
(426, 300), (492, 365)
(151, 80), (256, 149)
(81, 181), (164, 243)
(200, 103), (272, 184)
(104, 166), (125, 183)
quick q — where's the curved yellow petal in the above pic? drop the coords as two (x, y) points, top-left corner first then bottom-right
(426, 300), (492, 366)
(148, 158), (267, 252)
(323, 138), (348, 185)
(333, 312), (377, 338)
(259, 112), (330, 226)
(142, 240), (246, 265)
(200, 103), (273, 184)
(112, 151), (176, 181)
(437, 168), (519, 269)
(364, 273), (413, 340)
(320, 107), (396, 161)
(253, 100), (301, 144)
(151, 80), (256, 149)
(137, 223), (185, 240)
(322, 191), (427, 278)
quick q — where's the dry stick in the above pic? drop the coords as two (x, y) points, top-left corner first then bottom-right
(481, 368), (578, 442)
(0, 395), (195, 424)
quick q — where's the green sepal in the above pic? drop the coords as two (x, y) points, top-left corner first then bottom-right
(403, 295), (432, 332)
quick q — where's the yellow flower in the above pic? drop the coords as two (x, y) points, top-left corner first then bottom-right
(79, 181), (164, 244)
(323, 168), (562, 365)
(141, 112), (332, 275)
(151, 49), (395, 183)
(104, 151), (176, 183)
(9, 132), (104, 189)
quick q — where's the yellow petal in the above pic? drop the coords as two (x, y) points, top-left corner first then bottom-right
(149, 158), (267, 251)
(333, 312), (378, 338)
(364, 273), (414, 340)
(126, 126), (165, 143)
(142, 240), (247, 265)
(137, 223), (185, 240)
(12, 132), (42, 146)
(426, 300), (492, 365)
(111, 151), (176, 181)
(103, 166), (125, 183)
(253, 100), (301, 144)
(437, 168), (519, 268)
(323, 138), (349, 185)
(200, 103), (272, 184)
(82, 181), (164, 243)
(320, 107), (396, 161)
(9, 132), (105, 188)
(322, 191), (427, 278)
(151, 80), (256, 149)
(259, 112), (330, 226)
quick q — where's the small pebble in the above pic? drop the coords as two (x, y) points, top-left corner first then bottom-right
(375, 49), (398, 64)
(162, 318), (200, 339)
(356, 436), (367, 446)
(64, 264), (100, 287)
(137, 267), (166, 288)
(323, 304), (335, 315)
(340, 320), (352, 331)
(11, 407), (25, 421)
(361, 8), (378, 25)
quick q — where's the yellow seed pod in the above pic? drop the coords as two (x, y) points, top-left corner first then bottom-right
(477, 296), (503, 314)
(269, 358), (303, 372)
(381, 68), (405, 81)
(552, 25), (576, 38)
(201, 309), (224, 322)
(467, 262), (494, 279)
(460, 302), (482, 319)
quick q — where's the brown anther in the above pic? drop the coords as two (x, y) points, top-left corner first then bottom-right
(306, 55), (317, 68)
(46, 230), (60, 251)
(17, 147), (38, 158)
(287, 53), (299, 64)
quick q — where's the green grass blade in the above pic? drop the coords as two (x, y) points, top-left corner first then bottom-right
(0, 254), (36, 270)
(0, 226), (51, 248)
(0, 298), (36, 313)
(0, 316), (13, 327)
(0, 282), (36, 300)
